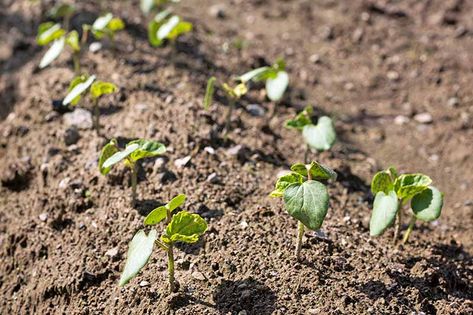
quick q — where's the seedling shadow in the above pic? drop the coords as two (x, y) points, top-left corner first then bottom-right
(213, 278), (276, 315)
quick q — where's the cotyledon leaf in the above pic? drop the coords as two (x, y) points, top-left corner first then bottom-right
(98, 140), (119, 175)
(167, 194), (186, 211)
(411, 186), (443, 222)
(102, 143), (140, 169)
(128, 139), (166, 162)
(144, 206), (167, 226)
(302, 116), (336, 152)
(63, 75), (96, 105)
(266, 70), (289, 101)
(39, 36), (65, 69)
(165, 211), (208, 244)
(369, 190), (399, 237)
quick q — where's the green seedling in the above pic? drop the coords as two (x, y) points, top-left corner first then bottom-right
(140, 0), (178, 15)
(148, 10), (192, 47)
(62, 75), (118, 133)
(86, 13), (125, 50)
(204, 76), (248, 137)
(48, 3), (75, 30)
(369, 167), (444, 244)
(238, 59), (289, 102)
(285, 106), (336, 162)
(270, 161), (337, 260)
(99, 139), (166, 205)
(119, 194), (207, 292)
(36, 22), (82, 72)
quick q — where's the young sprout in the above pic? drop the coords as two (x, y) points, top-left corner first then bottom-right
(369, 167), (444, 244)
(148, 11), (193, 47)
(87, 13), (125, 50)
(119, 194), (207, 292)
(99, 139), (166, 205)
(140, 0), (177, 15)
(238, 59), (289, 102)
(48, 3), (76, 30)
(270, 161), (337, 260)
(203, 76), (248, 137)
(285, 106), (336, 163)
(62, 75), (118, 133)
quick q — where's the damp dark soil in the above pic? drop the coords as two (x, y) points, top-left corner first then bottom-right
(1, 0), (472, 314)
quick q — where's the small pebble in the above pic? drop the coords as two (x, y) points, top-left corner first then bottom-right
(387, 71), (400, 81)
(204, 146), (215, 155)
(174, 156), (191, 168)
(247, 104), (265, 117)
(89, 42), (102, 53)
(139, 280), (149, 287)
(447, 97), (459, 107)
(414, 112), (433, 124)
(39, 213), (48, 222)
(206, 172), (219, 184)
(105, 247), (119, 258)
(394, 115), (409, 125)
(191, 271), (206, 281)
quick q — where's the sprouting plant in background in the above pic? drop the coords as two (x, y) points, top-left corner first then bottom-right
(36, 21), (82, 72)
(140, 0), (178, 15)
(99, 139), (166, 205)
(119, 194), (207, 292)
(369, 167), (444, 244)
(48, 3), (75, 30)
(84, 13), (125, 50)
(148, 10), (192, 47)
(238, 58), (289, 102)
(62, 75), (118, 133)
(270, 161), (337, 260)
(285, 106), (336, 163)
(203, 76), (248, 137)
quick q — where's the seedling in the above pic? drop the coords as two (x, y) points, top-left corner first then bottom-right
(48, 3), (75, 30)
(85, 13), (125, 50)
(148, 11), (192, 47)
(369, 167), (444, 244)
(36, 22), (82, 72)
(285, 106), (336, 162)
(119, 194), (207, 292)
(99, 139), (166, 205)
(270, 161), (336, 260)
(238, 59), (289, 102)
(62, 74), (118, 133)
(204, 76), (248, 137)
(140, 0), (177, 15)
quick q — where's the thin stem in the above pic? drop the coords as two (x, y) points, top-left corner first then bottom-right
(81, 27), (89, 47)
(402, 216), (416, 244)
(393, 203), (402, 244)
(64, 14), (71, 31)
(93, 99), (100, 135)
(131, 163), (137, 206)
(167, 242), (176, 293)
(224, 98), (235, 139)
(295, 221), (304, 261)
(155, 240), (168, 251)
(72, 52), (80, 74)
(304, 144), (310, 164)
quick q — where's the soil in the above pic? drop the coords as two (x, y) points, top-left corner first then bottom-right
(1, 0), (472, 314)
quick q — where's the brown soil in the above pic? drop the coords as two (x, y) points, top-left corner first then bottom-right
(1, 0), (472, 314)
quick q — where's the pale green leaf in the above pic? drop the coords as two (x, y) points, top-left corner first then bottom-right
(119, 229), (157, 286)
(166, 211), (208, 243)
(302, 116), (336, 151)
(37, 23), (66, 46)
(39, 36), (65, 69)
(168, 21), (192, 40)
(103, 143), (140, 169)
(98, 140), (119, 175)
(167, 194), (186, 211)
(65, 30), (80, 52)
(108, 18), (125, 32)
(93, 13), (113, 31)
(157, 15), (180, 40)
(238, 66), (272, 83)
(369, 190), (399, 236)
(63, 75), (96, 105)
(128, 139), (166, 162)
(394, 174), (432, 201)
(411, 186), (443, 222)
(90, 81), (118, 99)
(266, 70), (288, 101)
(270, 172), (304, 197)
(48, 4), (75, 19)
(283, 180), (329, 230)
(285, 106), (313, 130)
(144, 206), (168, 226)
(204, 77), (216, 110)
(371, 170), (394, 195)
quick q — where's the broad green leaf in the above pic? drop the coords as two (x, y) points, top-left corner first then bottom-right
(63, 75), (96, 105)
(48, 4), (75, 19)
(167, 194), (186, 211)
(283, 180), (329, 230)
(37, 23), (66, 46)
(128, 139), (166, 162)
(266, 70), (289, 101)
(285, 106), (313, 130)
(119, 229), (157, 286)
(371, 170), (393, 195)
(290, 163), (308, 176)
(411, 186), (443, 222)
(307, 161), (337, 181)
(93, 13), (113, 31)
(369, 190), (399, 236)
(165, 211), (208, 243)
(98, 140), (119, 175)
(204, 77), (216, 110)
(302, 116), (336, 151)
(90, 81), (118, 99)
(144, 206), (168, 226)
(39, 36), (65, 69)
(103, 143), (140, 169)
(66, 30), (80, 52)
(238, 66), (272, 83)
(108, 18), (125, 32)
(270, 172), (304, 197)
(168, 21), (192, 40)
(157, 15), (180, 40)
(394, 174), (432, 201)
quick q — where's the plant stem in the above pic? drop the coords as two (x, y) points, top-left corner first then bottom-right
(393, 204), (402, 244)
(72, 52), (80, 74)
(304, 144), (310, 164)
(224, 98), (235, 139)
(295, 221), (304, 261)
(167, 242), (176, 293)
(402, 216), (416, 244)
(93, 99), (100, 135)
(131, 163), (137, 206)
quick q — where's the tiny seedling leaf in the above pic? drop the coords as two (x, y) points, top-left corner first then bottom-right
(98, 140), (119, 175)
(266, 70), (289, 101)
(63, 75), (96, 105)
(411, 186), (443, 222)
(167, 21), (192, 40)
(167, 194), (186, 211)
(290, 161), (336, 181)
(270, 172), (304, 197)
(204, 77), (216, 110)
(369, 190), (399, 236)
(144, 206), (168, 226)
(128, 139), (166, 162)
(93, 13), (113, 31)
(283, 180), (329, 230)
(103, 143), (140, 169)
(66, 30), (80, 52)
(141, 0), (155, 14)
(285, 106), (313, 130)
(39, 36), (65, 69)
(233, 83), (248, 98)
(37, 23), (66, 46)
(119, 229), (157, 286)
(48, 4), (75, 19)
(394, 174), (432, 201)
(90, 81), (118, 99)
(165, 211), (208, 243)
(157, 15), (180, 40)
(238, 66), (272, 83)
(302, 116), (336, 151)
(108, 18), (125, 32)
(371, 170), (394, 195)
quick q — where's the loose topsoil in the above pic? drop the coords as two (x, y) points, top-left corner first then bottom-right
(1, 0), (472, 314)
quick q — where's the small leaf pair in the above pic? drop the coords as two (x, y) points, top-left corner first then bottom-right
(369, 166), (443, 243)
(238, 59), (289, 102)
(119, 194), (207, 293)
(89, 13), (125, 41)
(148, 11), (192, 47)
(271, 161), (336, 260)
(285, 106), (337, 153)
(99, 139), (166, 205)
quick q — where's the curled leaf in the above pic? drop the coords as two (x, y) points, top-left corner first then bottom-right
(98, 139), (119, 175)
(270, 172), (304, 197)
(394, 174), (432, 201)
(411, 186), (443, 222)
(128, 139), (166, 162)
(165, 211), (208, 244)
(302, 116), (336, 151)
(371, 170), (394, 195)
(90, 81), (118, 99)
